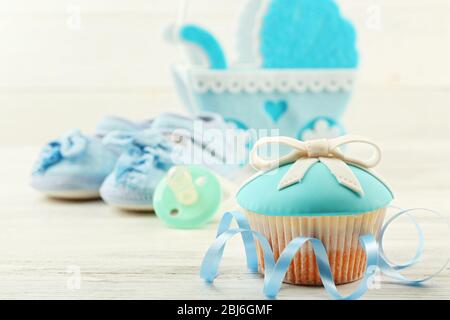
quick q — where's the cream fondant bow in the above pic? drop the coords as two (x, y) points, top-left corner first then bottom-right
(250, 135), (383, 196)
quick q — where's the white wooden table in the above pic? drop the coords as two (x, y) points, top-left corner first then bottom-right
(0, 87), (449, 300)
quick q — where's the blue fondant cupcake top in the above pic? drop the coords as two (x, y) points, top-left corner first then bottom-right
(260, 0), (358, 69)
(236, 162), (393, 216)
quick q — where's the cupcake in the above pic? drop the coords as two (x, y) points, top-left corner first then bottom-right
(235, 135), (393, 286)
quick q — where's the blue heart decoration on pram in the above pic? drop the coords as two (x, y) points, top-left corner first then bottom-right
(264, 100), (288, 123)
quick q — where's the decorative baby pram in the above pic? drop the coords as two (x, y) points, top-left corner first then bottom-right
(171, 0), (358, 140)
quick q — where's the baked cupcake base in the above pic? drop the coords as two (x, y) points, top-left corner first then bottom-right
(245, 209), (386, 286)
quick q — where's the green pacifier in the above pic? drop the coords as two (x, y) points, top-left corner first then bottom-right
(153, 165), (222, 229)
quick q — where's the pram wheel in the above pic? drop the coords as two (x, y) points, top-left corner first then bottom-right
(224, 118), (249, 130)
(297, 117), (345, 141)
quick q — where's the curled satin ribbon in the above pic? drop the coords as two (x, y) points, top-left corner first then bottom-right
(200, 209), (449, 300)
(249, 135), (384, 195)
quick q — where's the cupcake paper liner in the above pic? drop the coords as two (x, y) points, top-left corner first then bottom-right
(245, 208), (386, 286)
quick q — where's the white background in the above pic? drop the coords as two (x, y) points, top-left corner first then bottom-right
(0, 0), (449, 145)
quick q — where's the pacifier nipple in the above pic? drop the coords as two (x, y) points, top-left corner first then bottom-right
(166, 166), (198, 206)
(153, 165), (222, 229)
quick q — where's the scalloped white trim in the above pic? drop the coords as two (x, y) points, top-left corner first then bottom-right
(189, 69), (356, 94)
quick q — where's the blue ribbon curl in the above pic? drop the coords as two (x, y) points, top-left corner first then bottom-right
(200, 209), (449, 300)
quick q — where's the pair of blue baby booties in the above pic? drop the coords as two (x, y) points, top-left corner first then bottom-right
(31, 113), (247, 211)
